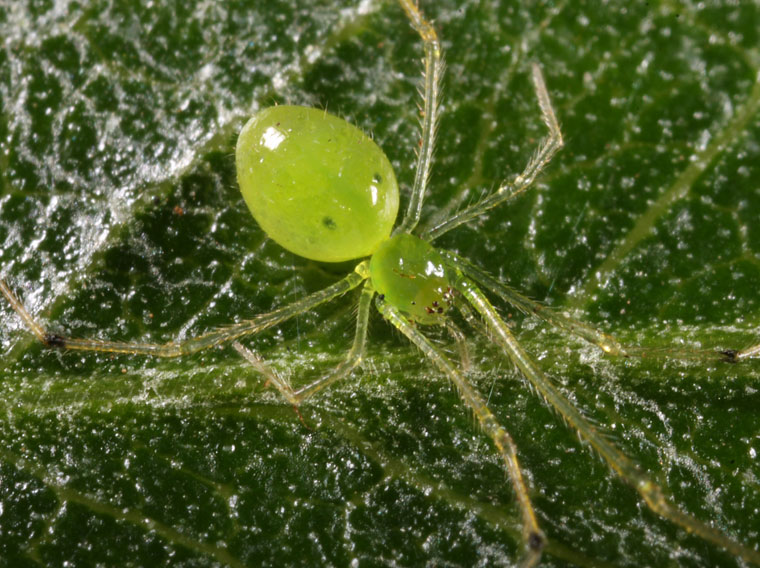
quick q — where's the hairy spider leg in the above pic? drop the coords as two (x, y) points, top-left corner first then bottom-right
(442, 251), (754, 363)
(452, 269), (760, 566)
(375, 294), (545, 568)
(393, 0), (443, 236)
(0, 264), (367, 357)
(233, 280), (374, 405)
(424, 63), (564, 241)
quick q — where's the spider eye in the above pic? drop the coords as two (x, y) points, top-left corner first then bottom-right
(369, 234), (451, 325)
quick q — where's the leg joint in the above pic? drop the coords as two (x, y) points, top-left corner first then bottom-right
(43, 333), (67, 348)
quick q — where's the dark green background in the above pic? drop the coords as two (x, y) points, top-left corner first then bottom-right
(1, 0), (759, 566)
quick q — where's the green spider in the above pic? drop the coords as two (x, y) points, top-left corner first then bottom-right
(1, 1), (759, 565)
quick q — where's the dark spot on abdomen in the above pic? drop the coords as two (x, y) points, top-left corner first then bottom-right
(322, 216), (337, 230)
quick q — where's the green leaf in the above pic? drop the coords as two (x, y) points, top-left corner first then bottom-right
(1, 1), (759, 566)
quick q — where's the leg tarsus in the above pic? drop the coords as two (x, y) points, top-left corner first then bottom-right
(720, 349), (738, 363)
(527, 530), (545, 553)
(43, 333), (67, 348)
(519, 530), (545, 568)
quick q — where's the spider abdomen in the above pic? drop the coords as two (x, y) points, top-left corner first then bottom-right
(370, 233), (453, 325)
(236, 105), (399, 263)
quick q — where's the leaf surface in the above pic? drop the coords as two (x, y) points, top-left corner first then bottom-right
(1, 1), (759, 566)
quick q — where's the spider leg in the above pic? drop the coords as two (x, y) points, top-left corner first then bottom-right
(232, 281), (374, 405)
(733, 343), (760, 361)
(455, 272), (760, 565)
(375, 295), (545, 568)
(425, 64), (563, 241)
(0, 261), (369, 357)
(444, 251), (753, 363)
(393, 0), (443, 235)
